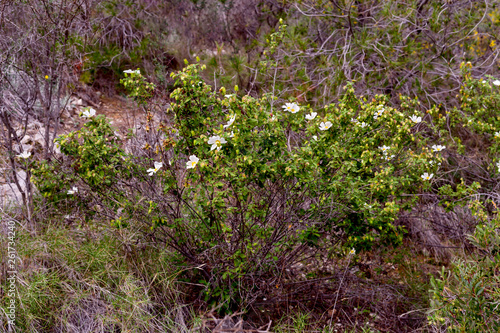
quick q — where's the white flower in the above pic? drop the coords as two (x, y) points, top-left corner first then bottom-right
(495, 131), (500, 138)
(289, 103), (300, 113)
(384, 154), (395, 161)
(124, 69), (140, 74)
(432, 145), (446, 152)
(147, 161), (163, 176)
(229, 131), (235, 138)
(494, 80), (500, 86)
(81, 107), (96, 118)
(421, 172), (433, 181)
(17, 151), (31, 159)
(270, 115), (277, 121)
(67, 186), (78, 195)
(186, 155), (199, 169)
(290, 104), (300, 113)
(208, 135), (227, 151)
(305, 112), (317, 120)
(282, 102), (300, 113)
(373, 108), (385, 120)
(359, 122), (369, 128)
(409, 115), (422, 123)
(351, 118), (358, 123)
(223, 115), (236, 128)
(312, 135), (318, 141)
(319, 121), (332, 131)
(349, 248), (356, 255)
(379, 145), (390, 154)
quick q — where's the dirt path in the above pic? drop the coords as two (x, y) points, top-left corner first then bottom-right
(96, 95), (144, 134)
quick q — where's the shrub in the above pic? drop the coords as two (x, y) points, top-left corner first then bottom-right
(428, 201), (500, 332)
(34, 64), (448, 311)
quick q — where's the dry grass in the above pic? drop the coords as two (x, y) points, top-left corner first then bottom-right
(0, 210), (197, 332)
(400, 204), (477, 264)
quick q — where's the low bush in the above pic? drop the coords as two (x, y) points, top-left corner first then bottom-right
(428, 201), (500, 332)
(32, 62), (453, 311)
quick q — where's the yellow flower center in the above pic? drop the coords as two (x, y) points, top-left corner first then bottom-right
(215, 140), (221, 146)
(191, 161), (197, 167)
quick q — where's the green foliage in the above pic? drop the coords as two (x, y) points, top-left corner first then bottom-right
(32, 109), (129, 219)
(428, 202), (500, 332)
(57, 114), (125, 187)
(453, 62), (500, 157)
(421, 62), (500, 195)
(120, 69), (156, 104)
(32, 159), (74, 202)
